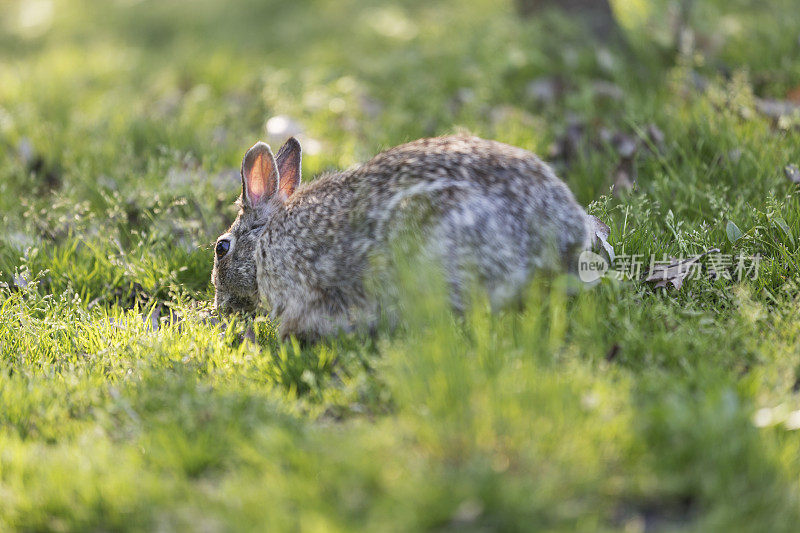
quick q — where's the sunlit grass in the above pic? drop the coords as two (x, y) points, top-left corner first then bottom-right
(2, 0), (800, 530)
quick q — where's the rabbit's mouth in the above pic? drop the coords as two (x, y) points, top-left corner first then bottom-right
(214, 293), (259, 315)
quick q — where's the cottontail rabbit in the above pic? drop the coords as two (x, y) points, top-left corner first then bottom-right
(212, 135), (593, 340)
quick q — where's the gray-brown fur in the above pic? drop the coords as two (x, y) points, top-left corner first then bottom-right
(212, 135), (593, 340)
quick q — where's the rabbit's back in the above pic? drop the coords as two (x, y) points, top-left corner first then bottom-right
(350, 136), (590, 308)
(354, 135), (555, 199)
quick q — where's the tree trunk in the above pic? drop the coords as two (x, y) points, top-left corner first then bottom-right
(515, 0), (620, 41)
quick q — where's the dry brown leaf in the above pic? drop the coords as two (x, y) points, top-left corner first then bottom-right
(787, 85), (800, 105)
(645, 248), (720, 289)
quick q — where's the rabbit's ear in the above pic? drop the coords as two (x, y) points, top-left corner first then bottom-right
(241, 141), (279, 208)
(275, 137), (302, 200)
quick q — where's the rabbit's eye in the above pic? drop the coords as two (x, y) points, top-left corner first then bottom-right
(216, 239), (230, 258)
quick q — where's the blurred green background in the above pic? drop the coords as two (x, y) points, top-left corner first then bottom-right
(3, 0), (800, 531)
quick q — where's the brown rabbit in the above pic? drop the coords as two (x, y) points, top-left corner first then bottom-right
(212, 135), (593, 340)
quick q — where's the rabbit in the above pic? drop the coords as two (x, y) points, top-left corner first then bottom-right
(212, 134), (594, 341)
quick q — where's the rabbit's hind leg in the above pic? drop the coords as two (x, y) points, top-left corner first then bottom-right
(434, 204), (532, 314)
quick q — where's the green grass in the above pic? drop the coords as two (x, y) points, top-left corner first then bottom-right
(3, 0), (800, 530)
